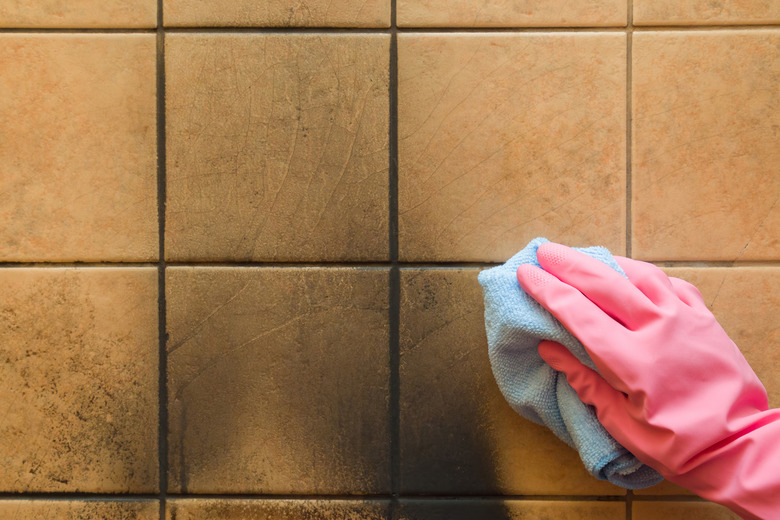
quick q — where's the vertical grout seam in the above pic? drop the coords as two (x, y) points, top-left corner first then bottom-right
(388, 0), (401, 517)
(156, 0), (168, 518)
(626, 0), (634, 260)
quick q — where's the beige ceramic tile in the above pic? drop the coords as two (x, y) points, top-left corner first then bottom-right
(634, 479), (692, 495)
(167, 499), (388, 519)
(0, 501), (158, 520)
(633, 501), (741, 519)
(400, 269), (624, 495)
(634, 1), (780, 25)
(399, 34), (626, 262)
(166, 267), (389, 493)
(0, 268), (159, 492)
(164, 0), (389, 27)
(0, 0), (156, 28)
(166, 34), (389, 262)
(399, 500), (624, 519)
(632, 31), (780, 261)
(0, 35), (158, 262)
(398, 0), (625, 27)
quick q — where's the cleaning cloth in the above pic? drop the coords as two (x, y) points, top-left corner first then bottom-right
(477, 237), (663, 489)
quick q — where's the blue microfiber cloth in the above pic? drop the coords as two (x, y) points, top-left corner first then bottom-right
(477, 237), (663, 489)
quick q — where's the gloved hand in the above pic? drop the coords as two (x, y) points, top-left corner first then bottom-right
(516, 242), (780, 520)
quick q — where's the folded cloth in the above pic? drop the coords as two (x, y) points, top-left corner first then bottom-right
(477, 237), (663, 489)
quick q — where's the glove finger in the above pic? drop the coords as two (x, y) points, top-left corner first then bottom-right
(668, 276), (709, 311)
(538, 340), (634, 434)
(518, 264), (637, 389)
(613, 256), (678, 309)
(536, 242), (659, 330)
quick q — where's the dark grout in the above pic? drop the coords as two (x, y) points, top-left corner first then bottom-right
(156, 0), (169, 518)
(626, 0), (633, 260)
(388, 0), (401, 516)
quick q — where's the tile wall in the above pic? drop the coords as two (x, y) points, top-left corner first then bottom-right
(1, 1), (777, 519)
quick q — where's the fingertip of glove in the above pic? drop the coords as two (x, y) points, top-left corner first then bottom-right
(517, 263), (550, 290)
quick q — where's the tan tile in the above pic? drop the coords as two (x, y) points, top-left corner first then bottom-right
(164, 0), (389, 27)
(0, 35), (158, 262)
(633, 501), (741, 519)
(399, 500), (625, 519)
(167, 499), (388, 519)
(632, 31), (780, 261)
(165, 34), (389, 262)
(0, 500), (160, 520)
(398, 34), (626, 262)
(400, 269), (624, 494)
(166, 267), (390, 493)
(633, 479), (692, 495)
(0, 1), (156, 28)
(0, 501), (158, 520)
(634, 1), (780, 25)
(0, 268), (159, 492)
(398, 0), (625, 27)
(662, 268), (780, 408)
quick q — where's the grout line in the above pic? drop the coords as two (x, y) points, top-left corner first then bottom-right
(626, 489), (633, 520)
(156, 0), (169, 518)
(625, 0), (633, 260)
(388, 0), (401, 516)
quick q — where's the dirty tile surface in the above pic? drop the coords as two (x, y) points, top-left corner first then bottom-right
(166, 268), (390, 493)
(398, 500), (625, 519)
(398, 0), (626, 27)
(167, 499), (388, 519)
(165, 34), (389, 262)
(634, 1), (780, 25)
(400, 269), (623, 495)
(0, 35), (158, 262)
(398, 33), (626, 262)
(0, 0), (157, 28)
(0, 269), (159, 492)
(632, 30), (780, 261)
(633, 501), (742, 519)
(164, 0), (389, 27)
(0, 501), (159, 520)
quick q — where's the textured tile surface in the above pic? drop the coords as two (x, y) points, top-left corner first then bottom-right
(0, 501), (158, 520)
(633, 501), (741, 519)
(167, 499), (388, 519)
(632, 31), (780, 261)
(0, 269), (158, 492)
(0, 0), (156, 28)
(399, 269), (623, 494)
(398, 500), (624, 519)
(398, 34), (626, 262)
(164, 0), (389, 27)
(166, 268), (390, 493)
(634, 1), (780, 25)
(166, 34), (389, 262)
(398, 0), (625, 27)
(0, 35), (158, 262)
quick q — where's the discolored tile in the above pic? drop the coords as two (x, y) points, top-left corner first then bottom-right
(0, 0), (156, 28)
(166, 267), (390, 493)
(0, 35), (158, 262)
(633, 479), (692, 495)
(165, 34), (389, 262)
(662, 268), (780, 407)
(164, 0), (389, 27)
(398, 0), (625, 27)
(0, 268), (159, 492)
(633, 501), (741, 519)
(634, 1), (780, 25)
(398, 34), (626, 262)
(399, 269), (623, 494)
(0, 501), (158, 520)
(167, 499), (388, 519)
(398, 500), (624, 520)
(632, 31), (780, 261)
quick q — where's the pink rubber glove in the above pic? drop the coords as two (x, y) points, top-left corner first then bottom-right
(517, 243), (780, 520)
